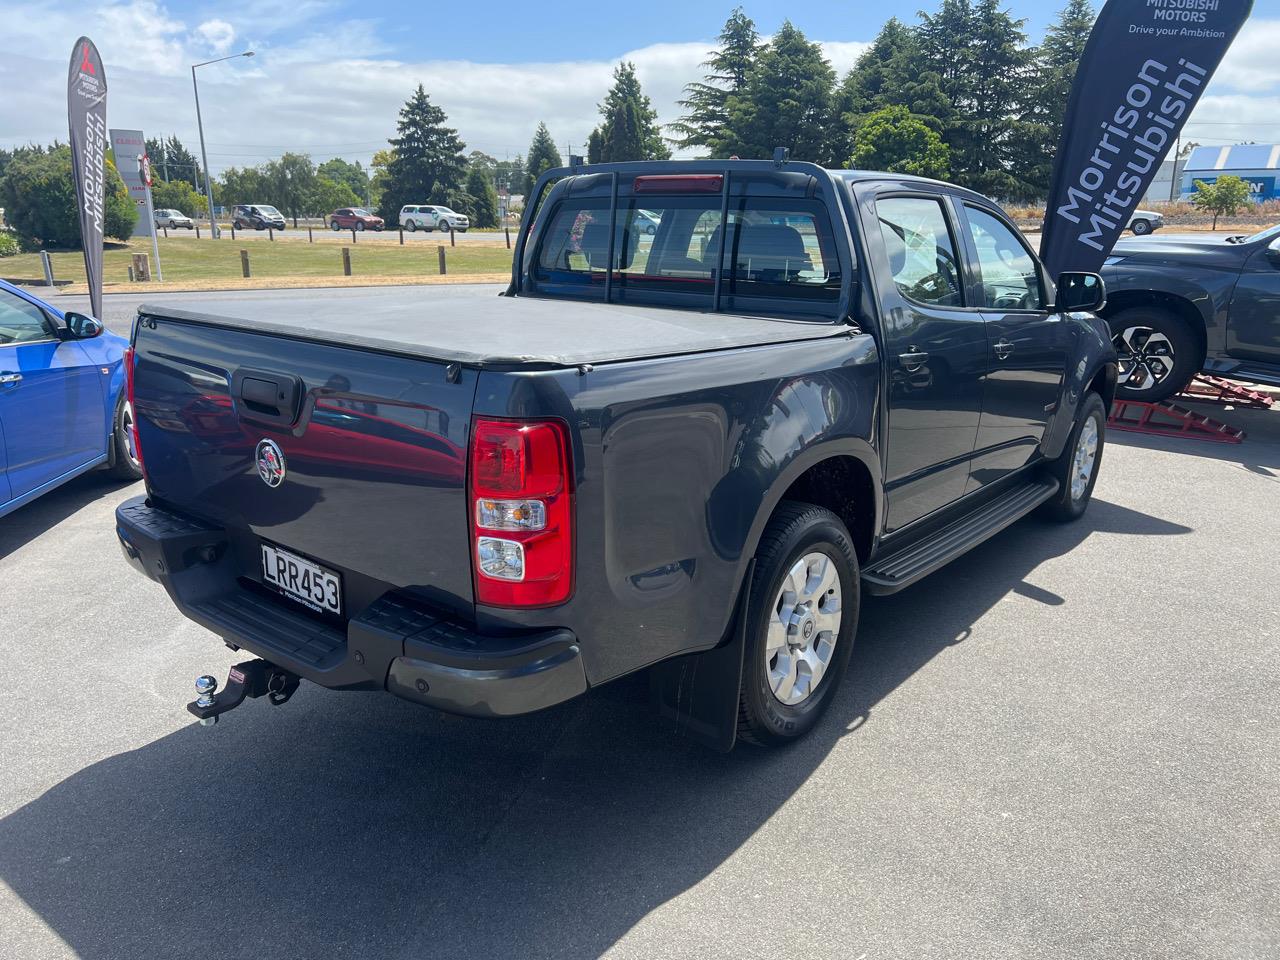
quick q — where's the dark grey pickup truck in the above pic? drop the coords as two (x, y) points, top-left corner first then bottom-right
(116, 159), (1117, 750)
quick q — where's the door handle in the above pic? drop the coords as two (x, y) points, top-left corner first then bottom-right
(0, 372), (22, 385)
(898, 350), (929, 371)
(993, 339), (1015, 360)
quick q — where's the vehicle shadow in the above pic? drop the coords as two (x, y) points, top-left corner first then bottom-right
(0, 472), (141, 563)
(0, 499), (1189, 959)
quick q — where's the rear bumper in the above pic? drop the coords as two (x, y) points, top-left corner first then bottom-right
(115, 496), (586, 717)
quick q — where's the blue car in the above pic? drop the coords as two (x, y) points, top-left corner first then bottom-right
(0, 279), (140, 518)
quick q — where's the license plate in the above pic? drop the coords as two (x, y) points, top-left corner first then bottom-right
(261, 543), (342, 615)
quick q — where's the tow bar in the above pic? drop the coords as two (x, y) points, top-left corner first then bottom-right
(188, 659), (300, 726)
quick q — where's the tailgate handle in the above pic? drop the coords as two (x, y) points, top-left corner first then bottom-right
(233, 370), (302, 425)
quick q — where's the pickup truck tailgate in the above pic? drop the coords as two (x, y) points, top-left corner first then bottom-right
(132, 315), (478, 619)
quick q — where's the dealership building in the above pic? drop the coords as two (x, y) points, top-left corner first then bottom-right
(1179, 144), (1280, 201)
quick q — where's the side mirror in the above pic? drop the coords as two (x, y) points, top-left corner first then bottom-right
(1054, 272), (1106, 313)
(64, 312), (104, 339)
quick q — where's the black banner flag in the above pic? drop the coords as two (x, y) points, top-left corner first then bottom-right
(67, 37), (107, 319)
(1040, 0), (1252, 278)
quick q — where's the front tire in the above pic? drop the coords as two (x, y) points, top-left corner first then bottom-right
(107, 392), (143, 481)
(1131, 219), (1152, 236)
(1040, 392), (1105, 522)
(1108, 305), (1200, 402)
(737, 502), (859, 747)
(405, 220), (417, 232)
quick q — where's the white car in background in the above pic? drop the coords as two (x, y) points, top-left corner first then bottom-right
(1127, 209), (1164, 236)
(399, 205), (469, 233)
(154, 208), (194, 229)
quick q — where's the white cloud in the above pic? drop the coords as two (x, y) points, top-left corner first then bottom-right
(0, 0), (1274, 178)
(196, 19), (236, 56)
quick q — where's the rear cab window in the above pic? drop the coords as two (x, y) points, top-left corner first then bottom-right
(529, 176), (846, 319)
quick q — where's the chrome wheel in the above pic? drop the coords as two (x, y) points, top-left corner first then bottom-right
(1071, 415), (1099, 502)
(765, 551), (842, 706)
(119, 399), (139, 469)
(1114, 325), (1175, 392)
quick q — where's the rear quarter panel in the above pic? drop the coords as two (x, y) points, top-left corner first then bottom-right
(476, 333), (881, 685)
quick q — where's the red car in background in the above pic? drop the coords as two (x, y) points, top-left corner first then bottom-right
(329, 207), (384, 231)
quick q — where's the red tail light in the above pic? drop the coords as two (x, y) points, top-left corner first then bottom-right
(124, 346), (144, 475)
(469, 418), (573, 607)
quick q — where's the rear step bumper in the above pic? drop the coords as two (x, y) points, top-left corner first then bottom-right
(114, 496), (587, 717)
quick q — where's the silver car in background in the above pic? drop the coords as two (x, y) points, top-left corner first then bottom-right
(154, 209), (194, 230)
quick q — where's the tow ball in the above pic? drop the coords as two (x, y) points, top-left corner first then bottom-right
(188, 659), (300, 726)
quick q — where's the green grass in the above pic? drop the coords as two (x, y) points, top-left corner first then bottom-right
(1, 237), (513, 286)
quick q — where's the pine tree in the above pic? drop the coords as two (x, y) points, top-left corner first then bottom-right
(591, 62), (671, 162)
(669, 8), (761, 153)
(466, 164), (500, 228)
(525, 122), (563, 194)
(379, 85), (467, 225)
(719, 22), (838, 164)
(1016, 0), (1095, 198)
(586, 129), (603, 164)
(915, 0), (1033, 199)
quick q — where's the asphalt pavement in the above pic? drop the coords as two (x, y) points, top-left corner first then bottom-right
(1, 285), (1277, 959)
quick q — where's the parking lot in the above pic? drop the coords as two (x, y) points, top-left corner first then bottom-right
(1, 285), (1277, 960)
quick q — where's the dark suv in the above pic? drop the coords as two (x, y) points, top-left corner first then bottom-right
(330, 207), (384, 232)
(1101, 225), (1280, 400)
(232, 204), (286, 231)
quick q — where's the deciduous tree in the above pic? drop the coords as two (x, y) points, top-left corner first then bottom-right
(1192, 176), (1251, 228)
(851, 106), (950, 178)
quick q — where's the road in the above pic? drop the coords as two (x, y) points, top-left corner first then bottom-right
(1, 285), (1277, 959)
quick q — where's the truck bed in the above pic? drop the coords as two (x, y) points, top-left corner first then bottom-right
(137, 294), (846, 368)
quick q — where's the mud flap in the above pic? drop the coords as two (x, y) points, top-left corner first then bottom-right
(649, 560), (754, 753)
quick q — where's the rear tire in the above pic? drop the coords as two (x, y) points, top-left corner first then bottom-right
(1040, 392), (1105, 522)
(107, 392), (143, 481)
(737, 502), (859, 747)
(1108, 305), (1200, 402)
(356, 221), (364, 232)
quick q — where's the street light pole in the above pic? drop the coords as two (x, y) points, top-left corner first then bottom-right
(191, 50), (254, 239)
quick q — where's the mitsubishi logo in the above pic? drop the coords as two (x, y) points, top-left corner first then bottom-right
(255, 439), (286, 488)
(80, 42), (95, 75)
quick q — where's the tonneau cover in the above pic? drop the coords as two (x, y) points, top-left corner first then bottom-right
(137, 293), (847, 368)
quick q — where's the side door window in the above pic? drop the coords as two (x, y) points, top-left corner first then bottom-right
(0, 289), (54, 345)
(871, 195), (987, 531)
(962, 205), (1045, 311)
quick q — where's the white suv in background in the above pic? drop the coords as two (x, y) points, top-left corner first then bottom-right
(399, 205), (469, 232)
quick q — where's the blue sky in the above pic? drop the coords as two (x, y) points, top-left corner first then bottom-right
(2, 0), (1277, 176)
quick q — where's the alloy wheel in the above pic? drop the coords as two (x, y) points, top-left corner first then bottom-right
(1071, 415), (1099, 501)
(1113, 325), (1176, 392)
(765, 551), (842, 706)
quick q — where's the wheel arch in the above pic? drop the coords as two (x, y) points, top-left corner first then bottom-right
(1101, 288), (1209, 371)
(742, 442), (882, 573)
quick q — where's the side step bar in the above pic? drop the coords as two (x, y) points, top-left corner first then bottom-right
(862, 478), (1058, 595)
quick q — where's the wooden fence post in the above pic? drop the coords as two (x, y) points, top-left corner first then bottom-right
(342, 247), (352, 276)
(308, 227), (313, 243)
(230, 224), (236, 240)
(240, 249), (251, 278)
(505, 226), (511, 249)
(437, 245), (446, 275)
(399, 228), (404, 245)
(450, 226), (456, 247)
(195, 224), (201, 239)
(269, 228), (275, 242)
(351, 228), (357, 244)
